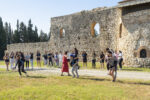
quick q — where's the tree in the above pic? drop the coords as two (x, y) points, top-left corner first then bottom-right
(13, 20), (21, 43)
(20, 22), (27, 43)
(0, 17), (6, 59)
(4, 22), (9, 44)
(33, 26), (39, 42)
(39, 30), (49, 42)
(27, 19), (34, 42)
(8, 23), (13, 44)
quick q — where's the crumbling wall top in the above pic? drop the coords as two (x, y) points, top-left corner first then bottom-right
(117, 0), (150, 8)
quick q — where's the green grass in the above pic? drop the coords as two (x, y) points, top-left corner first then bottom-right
(0, 69), (150, 100)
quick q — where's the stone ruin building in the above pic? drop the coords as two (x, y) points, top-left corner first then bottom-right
(6, 0), (150, 67)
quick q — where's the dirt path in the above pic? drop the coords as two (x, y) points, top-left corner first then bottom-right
(1, 65), (150, 81)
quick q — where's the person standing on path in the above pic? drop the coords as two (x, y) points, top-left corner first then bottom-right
(92, 51), (96, 69)
(61, 51), (71, 76)
(59, 51), (63, 68)
(10, 52), (15, 69)
(82, 51), (87, 68)
(100, 52), (105, 69)
(118, 51), (123, 70)
(105, 48), (110, 71)
(36, 51), (41, 68)
(30, 52), (34, 70)
(3, 53), (10, 71)
(55, 52), (59, 67)
(48, 52), (53, 67)
(43, 51), (48, 66)
(25, 53), (30, 69)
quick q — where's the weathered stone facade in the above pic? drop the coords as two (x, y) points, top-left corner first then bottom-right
(6, 0), (150, 67)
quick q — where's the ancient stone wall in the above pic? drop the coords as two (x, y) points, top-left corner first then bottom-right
(118, 3), (150, 67)
(50, 7), (120, 61)
(6, 1), (150, 67)
(7, 7), (120, 61)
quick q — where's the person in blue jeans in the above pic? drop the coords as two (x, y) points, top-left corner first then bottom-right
(70, 50), (79, 78)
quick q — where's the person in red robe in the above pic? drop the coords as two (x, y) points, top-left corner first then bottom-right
(61, 51), (71, 76)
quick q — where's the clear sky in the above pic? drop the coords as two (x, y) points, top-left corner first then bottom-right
(0, 0), (121, 34)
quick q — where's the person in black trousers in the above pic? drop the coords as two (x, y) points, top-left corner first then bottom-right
(15, 53), (28, 77)
(105, 48), (110, 71)
(48, 52), (53, 66)
(92, 51), (96, 68)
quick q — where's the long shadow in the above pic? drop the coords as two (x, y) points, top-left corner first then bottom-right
(25, 68), (49, 71)
(122, 69), (143, 71)
(27, 75), (47, 79)
(80, 76), (111, 82)
(0, 71), (17, 74)
(80, 76), (150, 86)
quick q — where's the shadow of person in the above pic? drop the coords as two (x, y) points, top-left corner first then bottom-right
(27, 76), (47, 79)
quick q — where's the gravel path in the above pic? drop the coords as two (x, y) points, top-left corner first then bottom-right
(1, 65), (150, 81)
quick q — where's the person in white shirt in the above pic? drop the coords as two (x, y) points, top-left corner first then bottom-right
(67, 51), (71, 62)
(59, 51), (63, 68)
(10, 52), (15, 69)
(118, 51), (123, 70)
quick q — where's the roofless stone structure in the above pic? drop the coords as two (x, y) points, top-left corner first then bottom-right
(7, 0), (150, 67)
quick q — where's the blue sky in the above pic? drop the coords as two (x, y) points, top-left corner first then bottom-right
(0, 0), (121, 34)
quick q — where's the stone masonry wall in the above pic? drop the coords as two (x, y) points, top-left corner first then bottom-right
(7, 7), (120, 62)
(118, 5), (150, 67)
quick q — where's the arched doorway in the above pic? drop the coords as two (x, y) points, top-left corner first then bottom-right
(91, 22), (100, 37)
(140, 49), (147, 58)
(60, 28), (65, 38)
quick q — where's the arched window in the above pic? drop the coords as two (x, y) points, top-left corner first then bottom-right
(60, 28), (65, 38)
(140, 49), (147, 58)
(91, 22), (100, 37)
(119, 23), (122, 38)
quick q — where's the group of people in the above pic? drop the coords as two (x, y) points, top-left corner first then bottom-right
(3, 52), (34, 71)
(82, 49), (123, 70)
(3, 47), (123, 81)
(3, 52), (29, 76)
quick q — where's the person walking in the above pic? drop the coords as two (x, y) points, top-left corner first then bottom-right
(71, 50), (79, 78)
(61, 51), (71, 76)
(20, 52), (25, 71)
(3, 53), (10, 71)
(107, 51), (117, 82)
(15, 53), (28, 77)
(10, 52), (15, 69)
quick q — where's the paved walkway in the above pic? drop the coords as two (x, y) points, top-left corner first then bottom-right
(0, 65), (150, 80)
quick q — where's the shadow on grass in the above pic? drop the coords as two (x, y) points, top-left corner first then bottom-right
(80, 76), (110, 82)
(0, 71), (16, 74)
(80, 76), (150, 86)
(27, 76), (47, 79)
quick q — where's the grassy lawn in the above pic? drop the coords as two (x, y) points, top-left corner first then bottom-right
(0, 69), (150, 100)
